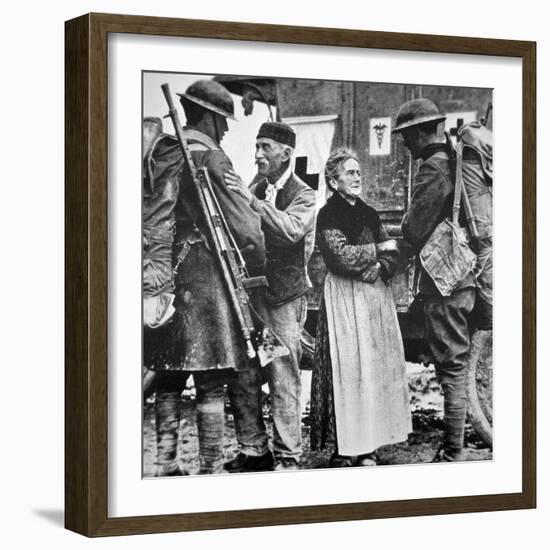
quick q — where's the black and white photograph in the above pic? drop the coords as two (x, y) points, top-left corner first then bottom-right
(2, 0), (544, 543)
(141, 71), (493, 477)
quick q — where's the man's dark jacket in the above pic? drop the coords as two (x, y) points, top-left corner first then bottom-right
(249, 172), (316, 306)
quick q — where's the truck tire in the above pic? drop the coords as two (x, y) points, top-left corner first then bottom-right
(466, 329), (493, 447)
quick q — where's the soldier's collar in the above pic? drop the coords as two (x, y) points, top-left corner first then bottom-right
(419, 142), (447, 161)
(181, 127), (220, 150)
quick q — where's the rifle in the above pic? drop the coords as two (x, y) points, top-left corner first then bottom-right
(444, 130), (480, 250)
(161, 83), (271, 360)
(481, 102), (493, 127)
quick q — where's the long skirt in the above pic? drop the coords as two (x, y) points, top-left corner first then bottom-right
(310, 273), (411, 456)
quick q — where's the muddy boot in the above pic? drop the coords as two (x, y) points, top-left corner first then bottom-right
(196, 401), (225, 475)
(154, 390), (187, 476)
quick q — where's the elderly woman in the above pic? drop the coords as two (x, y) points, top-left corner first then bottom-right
(310, 148), (411, 467)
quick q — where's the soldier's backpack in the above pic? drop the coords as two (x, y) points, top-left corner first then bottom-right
(457, 121), (493, 329)
(142, 131), (180, 329)
(458, 121), (493, 241)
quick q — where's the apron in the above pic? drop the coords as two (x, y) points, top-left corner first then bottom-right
(324, 272), (412, 455)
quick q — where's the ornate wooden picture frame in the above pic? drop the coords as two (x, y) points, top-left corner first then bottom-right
(65, 12), (536, 537)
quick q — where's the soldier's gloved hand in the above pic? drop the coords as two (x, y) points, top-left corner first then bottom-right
(361, 262), (381, 283)
(225, 169), (252, 203)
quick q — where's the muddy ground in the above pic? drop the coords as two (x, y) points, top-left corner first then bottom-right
(143, 364), (492, 476)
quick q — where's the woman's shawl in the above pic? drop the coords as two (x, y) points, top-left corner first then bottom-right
(316, 193), (397, 280)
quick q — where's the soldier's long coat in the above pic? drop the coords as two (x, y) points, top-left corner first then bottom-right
(146, 128), (265, 372)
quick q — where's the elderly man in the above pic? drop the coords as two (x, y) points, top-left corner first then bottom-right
(394, 98), (475, 462)
(224, 122), (316, 471)
(145, 79), (266, 475)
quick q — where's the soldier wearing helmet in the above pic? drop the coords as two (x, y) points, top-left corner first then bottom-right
(394, 98), (475, 463)
(144, 79), (266, 475)
(177, 79), (236, 143)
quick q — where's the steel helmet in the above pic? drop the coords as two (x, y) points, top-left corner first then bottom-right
(177, 79), (237, 121)
(392, 98), (446, 133)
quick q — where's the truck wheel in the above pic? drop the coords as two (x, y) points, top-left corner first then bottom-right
(466, 329), (493, 447)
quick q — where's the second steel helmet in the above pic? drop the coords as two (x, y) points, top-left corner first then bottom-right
(392, 98), (446, 133)
(177, 79), (237, 121)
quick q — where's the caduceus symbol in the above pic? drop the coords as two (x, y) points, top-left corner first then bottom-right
(373, 122), (387, 149)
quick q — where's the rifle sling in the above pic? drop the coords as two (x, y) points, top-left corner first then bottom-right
(452, 142), (464, 226)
